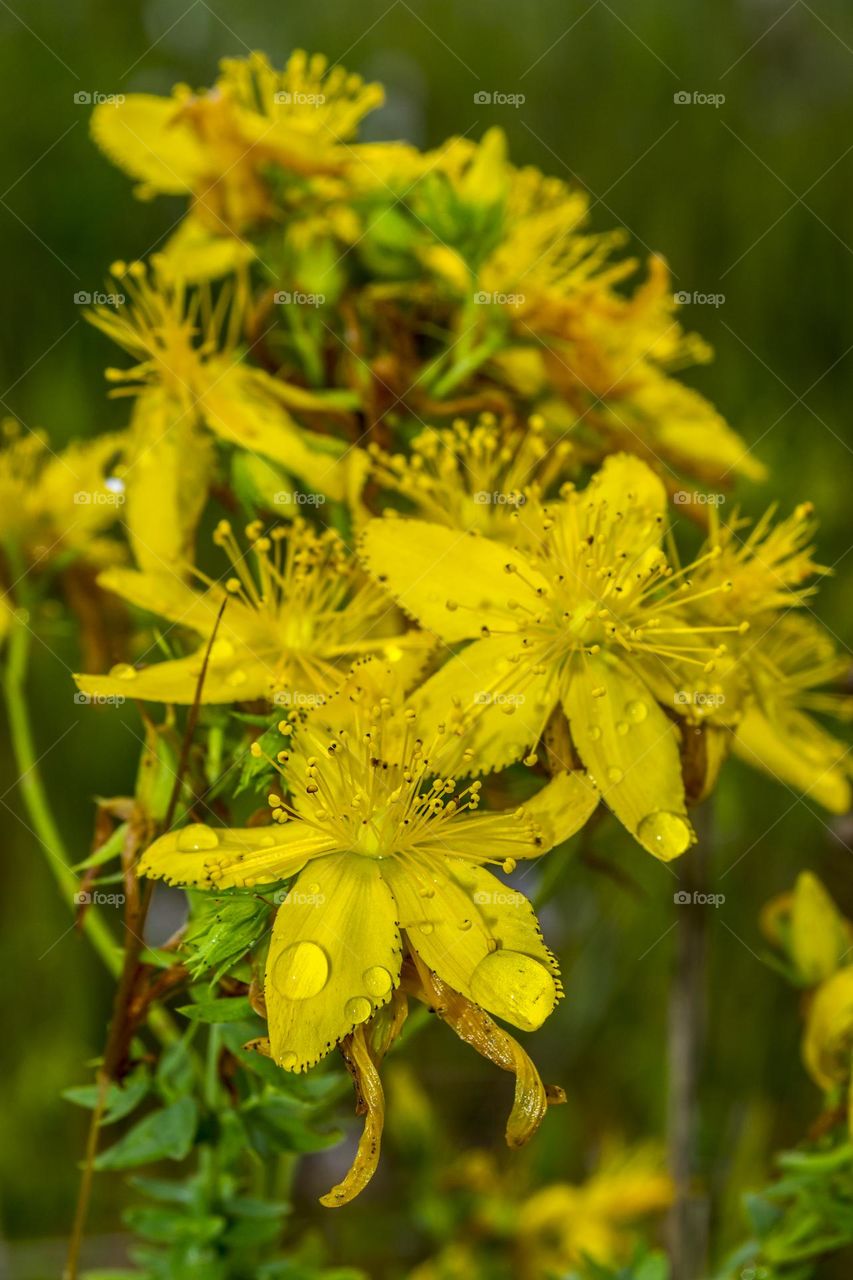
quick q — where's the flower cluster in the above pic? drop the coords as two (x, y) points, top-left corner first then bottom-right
(8, 50), (847, 1223)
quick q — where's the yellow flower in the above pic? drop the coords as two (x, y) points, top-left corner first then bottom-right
(137, 671), (592, 1199)
(516, 1143), (673, 1275)
(88, 259), (357, 568)
(75, 518), (427, 705)
(761, 872), (853, 986)
(391, 129), (762, 486)
(803, 965), (853, 1134)
(90, 51), (383, 277)
(366, 413), (573, 541)
(360, 453), (744, 859)
(0, 421), (125, 571)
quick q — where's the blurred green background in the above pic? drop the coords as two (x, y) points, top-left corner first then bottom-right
(1, 0), (852, 1275)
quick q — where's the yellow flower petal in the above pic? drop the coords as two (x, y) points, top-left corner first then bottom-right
(359, 518), (545, 642)
(734, 703), (851, 815)
(158, 215), (256, 282)
(124, 391), (213, 572)
(577, 452), (667, 548)
(95, 567), (223, 634)
(519, 769), (600, 850)
(791, 872), (852, 985)
(90, 94), (207, 195)
(74, 648), (277, 705)
(138, 821), (336, 888)
(411, 634), (557, 773)
(563, 655), (693, 860)
(803, 965), (853, 1092)
(265, 854), (401, 1071)
(198, 365), (350, 501)
(383, 858), (558, 1032)
(319, 1024), (385, 1208)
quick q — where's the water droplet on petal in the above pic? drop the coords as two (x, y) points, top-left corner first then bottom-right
(227, 669), (249, 688)
(469, 949), (556, 1031)
(419, 922), (435, 935)
(363, 965), (393, 998)
(273, 940), (329, 999)
(606, 766), (623, 785)
(307, 882), (320, 895)
(587, 725), (602, 741)
(638, 810), (692, 861)
(109, 663), (137, 681)
(176, 823), (219, 852)
(615, 720), (629, 736)
(210, 638), (234, 659)
(345, 996), (373, 1025)
(458, 918), (473, 931)
(420, 886), (436, 899)
(627, 700), (648, 723)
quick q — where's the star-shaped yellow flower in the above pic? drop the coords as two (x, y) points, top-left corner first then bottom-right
(75, 518), (427, 705)
(360, 454), (748, 860)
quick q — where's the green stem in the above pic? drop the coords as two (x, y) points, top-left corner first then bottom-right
(3, 616), (119, 975)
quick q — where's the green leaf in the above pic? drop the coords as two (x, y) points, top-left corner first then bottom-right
(94, 1098), (198, 1170)
(177, 996), (255, 1024)
(63, 1071), (149, 1125)
(123, 1205), (225, 1245)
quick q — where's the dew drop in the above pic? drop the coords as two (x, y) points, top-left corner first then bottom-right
(307, 882), (321, 895)
(109, 663), (137, 681)
(345, 996), (373, 1025)
(273, 941), (329, 1000)
(176, 823), (219, 852)
(458, 918), (473, 931)
(227, 669), (249, 688)
(637, 810), (692, 861)
(469, 949), (556, 1031)
(363, 965), (393, 998)
(606, 766), (623, 785)
(587, 725), (602, 741)
(210, 638), (235, 659)
(615, 720), (629, 736)
(627, 699), (648, 723)
(419, 922), (435, 935)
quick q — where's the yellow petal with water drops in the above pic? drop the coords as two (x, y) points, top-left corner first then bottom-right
(383, 858), (558, 1032)
(319, 1024), (385, 1208)
(265, 854), (401, 1072)
(563, 655), (693, 861)
(90, 94), (207, 196)
(74, 646), (276, 706)
(138, 821), (338, 889)
(734, 703), (851, 815)
(411, 634), (557, 773)
(124, 392), (214, 572)
(407, 955), (559, 1147)
(517, 769), (600, 851)
(359, 519), (546, 643)
(198, 365), (350, 501)
(803, 965), (853, 1092)
(95, 567), (224, 635)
